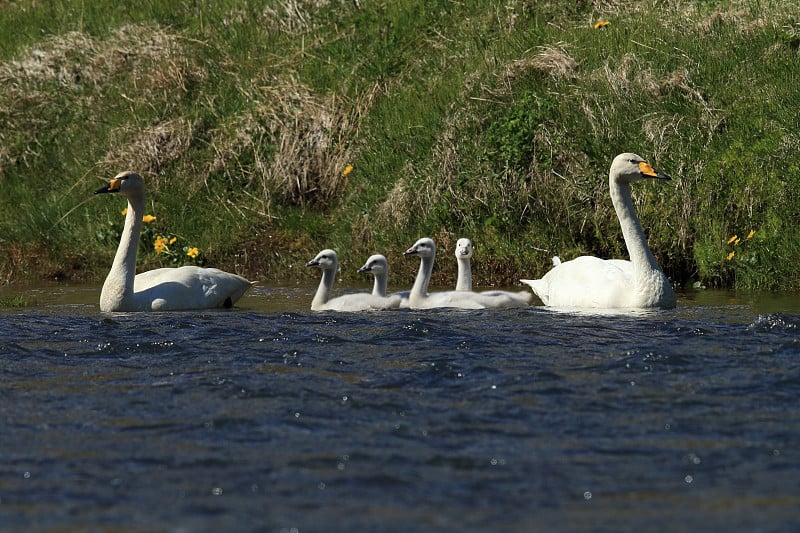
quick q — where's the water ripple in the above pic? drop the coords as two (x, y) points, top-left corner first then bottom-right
(1, 292), (800, 531)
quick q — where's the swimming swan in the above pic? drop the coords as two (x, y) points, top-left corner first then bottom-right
(94, 171), (254, 312)
(404, 238), (530, 309)
(455, 237), (533, 305)
(307, 250), (401, 311)
(357, 254), (410, 308)
(520, 153), (676, 309)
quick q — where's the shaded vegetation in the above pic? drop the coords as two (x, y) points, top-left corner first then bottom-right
(1, 0), (800, 291)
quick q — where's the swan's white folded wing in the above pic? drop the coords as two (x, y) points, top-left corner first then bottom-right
(536, 256), (636, 308)
(134, 266), (252, 310)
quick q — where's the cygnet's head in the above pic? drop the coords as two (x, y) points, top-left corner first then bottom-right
(610, 153), (671, 183)
(404, 238), (436, 259)
(306, 249), (339, 271)
(94, 171), (144, 197)
(455, 238), (473, 259)
(358, 254), (389, 275)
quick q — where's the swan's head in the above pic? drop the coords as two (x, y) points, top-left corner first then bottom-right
(358, 254), (389, 275)
(610, 153), (671, 183)
(95, 171), (144, 196)
(455, 238), (473, 259)
(404, 238), (436, 259)
(306, 249), (339, 271)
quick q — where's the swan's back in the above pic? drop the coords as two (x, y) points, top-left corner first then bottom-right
(523, 256), (631, 307)
(318, 292), (403, 312)
(411, 290), (486, 310)
(131, 266), (253, 311)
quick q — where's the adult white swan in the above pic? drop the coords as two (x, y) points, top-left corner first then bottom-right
(454, 237), (532, 305)
(94, 171), (254, 312)
(520, 153), (676, 309)
(357, 254), (410, 308)
(404, 238), (530, 309)
(307, 250), (401, 311)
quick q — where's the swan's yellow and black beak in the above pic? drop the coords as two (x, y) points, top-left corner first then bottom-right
(638, 161), (671, 181)
(94, 177), (123, 195)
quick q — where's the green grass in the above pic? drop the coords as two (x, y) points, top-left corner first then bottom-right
(0, 295), (26, 308)
(2, 0), (800, 290)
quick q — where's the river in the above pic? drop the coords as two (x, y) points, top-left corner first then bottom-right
(1, 284), (799, 532)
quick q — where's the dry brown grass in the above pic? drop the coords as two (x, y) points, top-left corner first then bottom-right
(505, 43), (578, 82)
(261, 0), (332, 35)
(208, 75), (376, 217)
(0, 24), (199, 95)
(99, 119), (197, 187)
(0, 23), (203, 177)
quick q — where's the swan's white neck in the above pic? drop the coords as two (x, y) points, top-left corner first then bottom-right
(609, 178), (661, 276)
(456, 256), (472, 291)
(101, 193), (144, 311)
(411, 253), (434, 300)
(312, 267), (336, 308)
(371, 271), (388, 297)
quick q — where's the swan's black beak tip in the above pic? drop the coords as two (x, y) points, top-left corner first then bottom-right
(95, 177), (123, 195)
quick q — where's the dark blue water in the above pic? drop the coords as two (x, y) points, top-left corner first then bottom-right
(1, 285), (799, 532)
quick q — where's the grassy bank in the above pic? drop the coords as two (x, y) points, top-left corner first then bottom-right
(1, 0), (800, 291)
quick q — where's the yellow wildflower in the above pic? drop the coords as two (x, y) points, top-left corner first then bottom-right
(734, 237), (740, 246)
(154, 236), (168, 254)
(187, 247), (200, 259)
(141, 215), (157, 223)
(594, 20), (610, 29)
(727, 251), (735, 261)
(121, 207), (128, 216)
(746, 229), (756, 239)
(169, 236), (177, 245)
(727, 235), (738, 244)
(342, 164), (353, 176)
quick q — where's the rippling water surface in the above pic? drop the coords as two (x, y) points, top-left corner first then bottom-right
(1, 285), (799, 532)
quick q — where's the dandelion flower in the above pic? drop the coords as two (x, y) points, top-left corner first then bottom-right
(142, 215), (157, 223)
(594, 20), (610, 29)
(734, 237), (741, 246)
(727, 235), (738, 244)
(747, 229), (756, 239)
(169, 237), (177, 245)
(343, 164), (353, 176)
(154, 236), (168, 254)
(727, 251), (735, 261)
(187, 247), (200, 259)
(121, 207), (128, 216)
